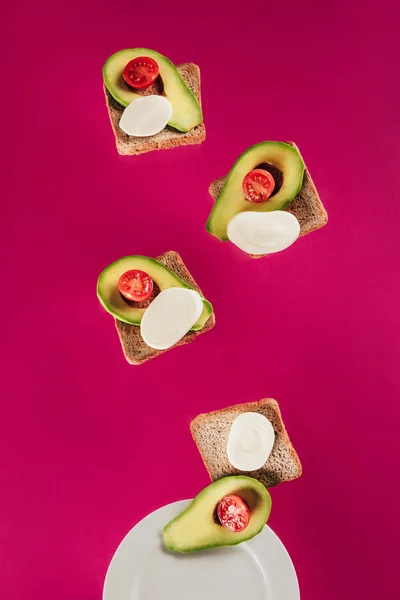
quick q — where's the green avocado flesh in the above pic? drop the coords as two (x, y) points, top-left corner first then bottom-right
(163, 476), (272, 553)
(96, 256), (213, 331)
(206, 142), (305, 240)
(103, 48), (203, 132)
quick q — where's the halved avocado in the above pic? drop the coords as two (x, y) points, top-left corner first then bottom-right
(163, 476), (272, 553)
(97, 256), (213, 331)
(103, 48), (202, 132)
(206, 142), (305, 240)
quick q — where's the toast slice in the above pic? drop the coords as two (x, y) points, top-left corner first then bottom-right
(104, 63), (206, 156)
(209, 142), (328, 257)
(190, 398), (302, 488)
(115, 251), (215, 365)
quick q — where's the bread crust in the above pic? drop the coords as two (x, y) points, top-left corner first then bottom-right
(115, 251), (215, 365)
(190, 398), (302, 488)
(208, 142), (328, 258)
(104, 63), (206, 155)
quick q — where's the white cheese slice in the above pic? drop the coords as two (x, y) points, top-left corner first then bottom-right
(140, 288), (204, 350)
(227, 412), (275, 471)
(119, 95), (173, 137)
(227, 210), (300, 255)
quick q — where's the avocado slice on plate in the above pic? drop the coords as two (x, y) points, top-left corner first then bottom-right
(163, 476), (272, 553)
(206, 142), (305, 241)
(97, 256), (213, 331)
(103, 48), (202, 132)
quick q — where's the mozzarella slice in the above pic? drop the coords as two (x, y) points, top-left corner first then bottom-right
(227, 412), (275, 471)
(140, 288), (204, 350)
(227, 210), (300, 255)
(119, 95), (173, 137)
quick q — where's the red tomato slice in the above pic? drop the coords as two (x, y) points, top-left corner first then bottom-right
(123, 57), (160, 90)
(242, 169), (275, 203)
(118, 270), (154, 302)
(217, 495), (250, 532)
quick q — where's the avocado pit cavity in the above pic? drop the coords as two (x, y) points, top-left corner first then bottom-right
(124, 76), (164, 97)
(120, 281), (160, 309)
(256, 163), (284, 197)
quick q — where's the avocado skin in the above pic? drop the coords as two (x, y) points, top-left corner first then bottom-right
(97, 255), (213, 330)
(206, 142), (305, 241)
(103, 48), (202, 132)
(163, 476), (272, 553)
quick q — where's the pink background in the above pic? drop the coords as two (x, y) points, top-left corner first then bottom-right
(2, 1), (399, 598)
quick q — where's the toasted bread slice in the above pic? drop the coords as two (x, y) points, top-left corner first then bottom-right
(104, 63), (206, 156)
(115, 251), (215, 365)
(209, 142), (328, 257)
(191, 398), (302, 488)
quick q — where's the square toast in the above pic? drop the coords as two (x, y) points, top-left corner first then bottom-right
(191, 398), (302, 488)
(115, 251), (215, 365)
(209, 142), (328, 257)
(105, 63), (206, 156)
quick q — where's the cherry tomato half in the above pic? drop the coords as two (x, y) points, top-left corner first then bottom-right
(242, 169), (275, 203)
(217, 495), (250, 533)
(123, 57), (160, 90)
(118, 270), (154, 302)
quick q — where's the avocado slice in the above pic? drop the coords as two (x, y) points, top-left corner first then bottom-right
(206, 142), (305, 240)
(97, 256), (213, 331)
(103, 48), (203, 132)
(163, 476), (272, 553)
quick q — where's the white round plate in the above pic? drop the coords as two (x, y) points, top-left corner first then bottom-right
(103, 500), (300, 600)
